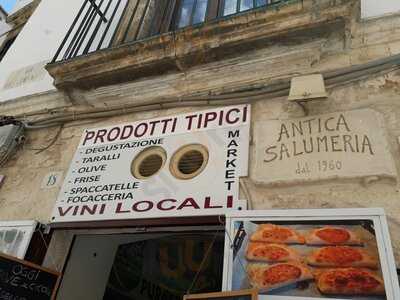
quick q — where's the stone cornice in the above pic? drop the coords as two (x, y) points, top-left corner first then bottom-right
(46, 0), (355, 90)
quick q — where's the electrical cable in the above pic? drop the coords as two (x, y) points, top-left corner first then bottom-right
(29, 125), (64, 154)
(10, 52), (400, 129)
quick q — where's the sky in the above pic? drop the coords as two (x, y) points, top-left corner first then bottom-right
(0, 0), (16, 13)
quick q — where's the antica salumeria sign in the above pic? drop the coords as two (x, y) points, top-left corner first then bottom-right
(253, 108), (397, 185)
(51, 105), (250, 223)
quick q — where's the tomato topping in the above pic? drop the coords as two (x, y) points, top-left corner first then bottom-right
(316, 228), (350, 244)
(262, 264), (301, 285)
(253, 245), (289, 261)
(262, 227), (293, 241)
(324, 269), (380, 291)
(316, 246), (362, 264)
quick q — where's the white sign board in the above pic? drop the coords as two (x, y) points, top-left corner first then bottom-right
(253, 109), (397, 185)
(51, 105), (250, 223)
(223, 208), (400, 300)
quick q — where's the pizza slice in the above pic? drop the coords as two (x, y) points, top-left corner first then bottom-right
(250, 224), (305, 244)
(246, 243), (300, 263)
(307, 246), (378, 268)
(316, 268), (385, 296)
(247, 261), (313, 292)
(306, 227), (362, 245)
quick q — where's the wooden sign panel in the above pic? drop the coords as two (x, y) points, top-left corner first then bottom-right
(0, 253), (61, 300)
(184, 289), (258, 300)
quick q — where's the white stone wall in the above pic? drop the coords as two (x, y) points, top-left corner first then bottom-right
(0, 0), (83, 102)
(362, 0), (400, 19)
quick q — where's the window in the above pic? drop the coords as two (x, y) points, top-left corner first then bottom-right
(223, 0), (268, 16)
(175, 0), (271, 29)
(177, 0), (209, 28)
(0, 221), (37, 259)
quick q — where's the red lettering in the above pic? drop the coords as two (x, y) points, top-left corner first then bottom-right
(132, 201), (154, 212)
(107, 127), (121, 142)
(161, 119), (172, 134)
(177, 198), (200, 210)
(226, 108), (240, 124)
(134, 123), (148, 137)
(157, 199), (177, 211)
(72, 206), (79, 216)
(58, 206), (73, 217)
(82, 130), (95, 146)
(149, 120), (160, 135)
(204, 112), (217, 128)
(121, 125), (133, 140)
(227, 195), (234, 208)
(80, 205), (98, 215)
(219, 110), (224, 125)
(115, 202), (130, 214)
(186, 115), (196, 130)
(204, 197), (223, 209)
(197, 114), (203, 129)
(171, 118), (177, 133)
(94, 129), (107, 144)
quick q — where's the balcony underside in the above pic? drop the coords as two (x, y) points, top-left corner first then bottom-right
(46, 0), (353, 90)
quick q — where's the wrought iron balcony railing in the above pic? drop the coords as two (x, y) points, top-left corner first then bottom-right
(52, 0), (289, 63)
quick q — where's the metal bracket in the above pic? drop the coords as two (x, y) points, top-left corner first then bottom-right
(39, 223), (52, 235)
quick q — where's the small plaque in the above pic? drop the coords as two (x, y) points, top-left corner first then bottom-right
(41, 172), (63, 189)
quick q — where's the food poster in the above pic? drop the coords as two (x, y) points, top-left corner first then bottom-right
(224, 210), (400, 300)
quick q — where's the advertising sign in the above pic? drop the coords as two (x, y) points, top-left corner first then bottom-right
(223, 208), (400, 300)
(0, 253), (61, 300)
(253, 109), (397, 185)
(51, 105), (250, 223)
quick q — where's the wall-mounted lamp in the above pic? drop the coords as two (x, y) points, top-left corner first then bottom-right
(288, 74), (327, 115)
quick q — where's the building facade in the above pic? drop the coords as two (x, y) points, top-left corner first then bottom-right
(0, 0), (400, 299)
(0, 5), (11, 57)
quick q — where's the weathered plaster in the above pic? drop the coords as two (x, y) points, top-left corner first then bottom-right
(0, 0), (400, 264)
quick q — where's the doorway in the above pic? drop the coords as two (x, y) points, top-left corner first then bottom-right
(56, 228), (224, 300)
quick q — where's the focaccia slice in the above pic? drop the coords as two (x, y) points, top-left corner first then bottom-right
(250, 224), (305, 244)
(316, 268), (385, 296)
(246, 243), (300, 263)
(247, 261), (313, 292)
(308, 246), (378, 268)
(306, 227), (362, 245)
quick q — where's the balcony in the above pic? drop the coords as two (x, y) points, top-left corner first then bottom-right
(46, 0), (353, 89)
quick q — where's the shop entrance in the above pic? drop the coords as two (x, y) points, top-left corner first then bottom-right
(56, 227), (224, 300)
